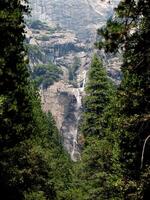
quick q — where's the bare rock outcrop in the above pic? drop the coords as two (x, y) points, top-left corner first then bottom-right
(40, 80), (83, 161)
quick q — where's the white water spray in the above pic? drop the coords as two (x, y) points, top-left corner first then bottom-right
(70, 70), (87, 161)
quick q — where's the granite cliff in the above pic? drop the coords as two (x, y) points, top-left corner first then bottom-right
(28, 0), (120, 161)
(29, 0), (118, 40)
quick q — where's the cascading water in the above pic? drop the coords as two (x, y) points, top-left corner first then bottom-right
(80, 70), (87, 91)
(69, 70), (87, 161)
(29, 0), (120, 160)
(70, 129), (79, 161)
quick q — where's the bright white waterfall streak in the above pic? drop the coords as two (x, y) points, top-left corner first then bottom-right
(76, 88), (82, 109)
(80, 70), (87, 92)
(70, 88), (82, 161)
(70, 71), (87, 161)
(71, 129), (78, 161)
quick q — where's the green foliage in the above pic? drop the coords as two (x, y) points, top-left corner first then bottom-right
(74, 1), (150, 200)
(27, 43), (63, 89)
(30, 20), (47, 30)
(94, 0), (150, 199)
(28, 20), (57, 33)
(24, 191), (47, 200)
(81, 55), (115, 137)
(32, 63), (63, 88)
(0, 1), (73, 199)
(27, 44), (45, 63)
(96, 19), (125, 53)
(74, 54), (119, 200)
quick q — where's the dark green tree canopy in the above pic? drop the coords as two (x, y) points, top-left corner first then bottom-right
(96, 0), (150, 198)
(0, 1), (73, 200)
(81, 55), (115, 138)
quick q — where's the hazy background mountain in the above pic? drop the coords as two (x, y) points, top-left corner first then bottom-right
(29, 0), (118, 41)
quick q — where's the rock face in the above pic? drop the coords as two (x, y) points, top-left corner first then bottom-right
(28, 0), (120, 161)
(29, 0), (118, 41)
(40, 80), (83, 161)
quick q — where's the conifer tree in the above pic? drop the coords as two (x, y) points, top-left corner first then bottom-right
(0, 1), (36, 198)
(97, 0), (150, 198)
(0, 1), (73, 199)
(75, 55), (118, 200)
(81, 55), (114, 138)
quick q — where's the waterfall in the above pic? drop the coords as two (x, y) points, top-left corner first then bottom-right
(28, 0), (120, 161)
(70, 70), (87, 161)
(69, 88), (82, 161)
(82, 70), (87, 90)
(70, 129), (78, 161)
(76, 88), (82, 109)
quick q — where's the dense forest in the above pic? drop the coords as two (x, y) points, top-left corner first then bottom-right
(0, 0), (150, 200)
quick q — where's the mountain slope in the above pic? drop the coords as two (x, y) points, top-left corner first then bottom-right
(28, 0), (120, 160)
(29, 0), (118, 40)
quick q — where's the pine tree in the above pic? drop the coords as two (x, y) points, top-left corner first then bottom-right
(97, 0), (150, 198)
(0, 1), (73, 199)
(74, 55), (118, 200)
(81, 55), (115, 138)
(0, 1), (36, 198)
